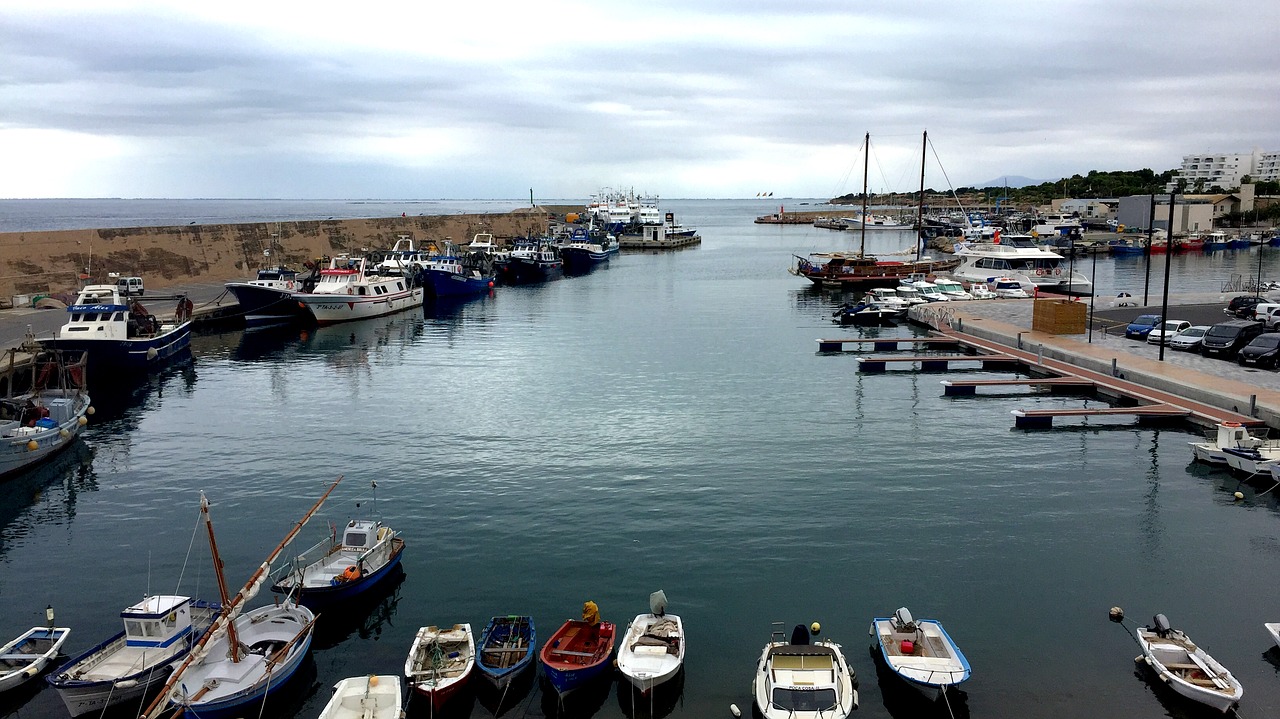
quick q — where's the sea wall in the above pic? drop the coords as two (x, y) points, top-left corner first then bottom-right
(0, 208), (549, 300)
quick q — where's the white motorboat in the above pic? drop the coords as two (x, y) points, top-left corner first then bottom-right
(271, 518), (405, 609)
(753, 623), (857, 719)
(0, 346), (92, 479)
(0, 622), (71, 692)
(933, 279), (973, 300)
(953, 236), (1092, 295)
(894, 286), (928, 306)
(317, 675), (402, 719)
(1031, 213), (1082, 238)
(405, 623), (475, 711)
(870, 607), (970, 701)
(968, 282), (997, 300)
(1222, 446), (1280, 476)
(1190, 421), (1269, 465)
(842, 213), (912, 230)
(617, 590), (685, 694)
(48, 595), (219, 716)
(905, 279), (949, 302)
(993, 278), (1031, 299)
(864, 287), (911, 315)
(1136, 614), (1241, 713)
(293, 255), (425, 325)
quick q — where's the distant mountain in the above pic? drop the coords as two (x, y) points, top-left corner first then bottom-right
(971, 175), (1054, 189)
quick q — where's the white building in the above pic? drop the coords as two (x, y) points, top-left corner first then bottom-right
(1168, 150), (1262, 191)
(1256, 151), (1280, 182)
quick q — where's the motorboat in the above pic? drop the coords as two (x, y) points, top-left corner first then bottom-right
(1136, 614), (1242, 713)
(317, 675), (402, 719)
(841, 213), (912, 230)
(540, 603), (616, 696)
(405, 624), (475, 711)
(932, 278), (973, 300)
(753, 623), (857, 719)
(293, 255), (425, 325)
(0, 347), (92, 479)
(616, 590), (685, 694)
(870, 607), (970, 701)
(422, 249), (496, 299)
(559, 227), (617, 274)
(864, 287), (911, 315)
(47, 595), (219, 717)
(833, 302), (899, 326)
(0, 622), (71, 692)
(894, 285), (928, 306)
(39, 284), (193, 372)
(1189, 421), (1269, 465)
(952, 236), (1093, 295)
(271, 518), (405, 610)
(476, 615), (535, 692)
(498, 240), (564, 284)
(224, 266), (313, 327)
(1221, 445), (1280, 476)
(904, 279), (949, 302)
(1030, 213), (1082, 238)
(968, 282), (997, 300)
(1266, 622), (1280, 650)
(993, 278), (1031, 299)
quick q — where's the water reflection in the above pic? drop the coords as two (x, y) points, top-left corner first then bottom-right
(310, 568), (406, 651)
(615, 669), (684, 719)
(1131, 662), (1226, 719)
(0, 439), (95, 558)
(474, 662), (538, 717)
(540, 674), (613, 719)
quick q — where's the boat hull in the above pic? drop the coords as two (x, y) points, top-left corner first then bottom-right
(294, 288), (425, 326)
(318, 675), (402, 719)
(424, 270), (494, 298)
(617, 614), (684, 694)
(273, 538), (405, 610)
(405, 624), (475, 712)
(476, 616), (536, 692)
(40, 323), (192, 372)
(559, 246), (611, 274)
(0, 390), (91, 479)
(1136, 626), (1242, 713)
(499, 259), (564, 284)
(0, 626), (72, 692)
(870, 617), (970, 701)
(224, 283), (311, 327)
(540, 620), (616, 696)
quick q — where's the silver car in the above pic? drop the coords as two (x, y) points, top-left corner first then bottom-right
(1147, 320), (1192, 345)
(1167, 325), (1211, 351)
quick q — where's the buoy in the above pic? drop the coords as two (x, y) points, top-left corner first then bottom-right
(27, 440), (38, 451)
(488, 281), (494, 287)
(810, 622), (821, 635)
(1109, 606), (1125, 622)
(368, 675), (379, 687)
(1234, 491), (1244, 500)
(87, 406), (95, 415)
(78, 416), (88, 426)
(59, 429), (70, 438)
(729, 703), (741, 717)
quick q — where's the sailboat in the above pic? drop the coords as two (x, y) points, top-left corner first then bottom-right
(137, 478), (342, 719)
(792, 132), (958, 290)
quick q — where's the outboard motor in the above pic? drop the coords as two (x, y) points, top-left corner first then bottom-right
(892, 607), (916, 632)
(649, 590), (668, 617)
(790, 624), (811, 645)
(1153, 614), (1172, 638)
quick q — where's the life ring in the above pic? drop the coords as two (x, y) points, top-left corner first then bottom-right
(286, 281), (295, 290)
(1054, 268), (1062, 276)
(1036, 269), (1045, 276)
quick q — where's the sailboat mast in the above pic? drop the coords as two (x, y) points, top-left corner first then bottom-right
(201, 493), (240, 662)
(860, 132), (870, 257)
(916, 130), (927, 262)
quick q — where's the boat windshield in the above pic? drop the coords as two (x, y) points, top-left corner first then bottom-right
(772, 688), (837, 712)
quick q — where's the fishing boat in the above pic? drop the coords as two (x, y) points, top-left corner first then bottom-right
(833, 302), (899, 326)
(559, 227), (617, 274)
(137, 479), (342, 719)
(38, 284), (193, 372)
(476, 615), (536, 691)
(1136, 614), (1242, 713)
(317, 675), (402, 719)
(224, 266), (312, 327)
(422, 248), (496, 299)
(270, 518), (405, 610)
(405, 623), (475, 711)
(1202, 231), (1231, 251)
(1108, 238), (1147, 256)
(0, 621), (71, 692)
(499, 240), (564, 284)
(540, 603), (616, 696)
(870, 607), (970, 701)
(1189, 421), (1270, 465)
(617, 590), (685, 694)
(47, 595), (219, 717)
(1221, 445), (1280, 476)
(374, 235), (437, 276)
(752, 622), (858, 719)
(0, 346), (92, 479)
(293, 255), (425, 325)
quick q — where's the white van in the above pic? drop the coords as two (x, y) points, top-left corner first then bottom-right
(114, 276), (145, 296)
(1253, 302), (1280, 321)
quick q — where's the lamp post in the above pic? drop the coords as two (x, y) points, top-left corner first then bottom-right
(1143, 192), (1156, 305)
(1159, 193), (1176, 362)
(1088, 248), (1098, 343)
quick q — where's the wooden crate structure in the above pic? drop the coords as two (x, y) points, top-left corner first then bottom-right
(1032, 298), (1086, 334)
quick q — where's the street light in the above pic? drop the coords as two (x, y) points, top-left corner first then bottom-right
(1159, 193), (1176, 362)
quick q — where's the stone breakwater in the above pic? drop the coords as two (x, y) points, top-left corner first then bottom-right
(0, 208), (549, 299)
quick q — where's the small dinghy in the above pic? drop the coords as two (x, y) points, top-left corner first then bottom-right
(870, 607), (970, 700)
(405, 623), (475, 711)
(1136, 614), (1242, 713)
(617, 590), (685, 694)
(0, 620), (71, 693)
(753, 622), (857, 719)
(476, 615), (535, 691)
(317, 674), (402, 719)
(540, 602), (616, 696)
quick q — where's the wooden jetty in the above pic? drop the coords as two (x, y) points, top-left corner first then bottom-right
(856, 354), (1019, 372)
(817, 337), (961, 352)
(940, 378), (1094, 395)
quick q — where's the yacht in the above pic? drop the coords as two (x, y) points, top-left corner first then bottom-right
(952, 237), (1092, 295)
(1031, 213), (1082, 237)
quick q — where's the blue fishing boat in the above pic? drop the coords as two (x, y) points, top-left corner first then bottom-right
(1108, 238), (1146, 256)
(271, 519), (406, 610)
(476, 615), (536, 691)
(423, 249), (495, 299)
(540, 609), (615, 696)
(558, 228), (616, 274)
(39, 285), (192, 372)
(498, 240), (563, 284)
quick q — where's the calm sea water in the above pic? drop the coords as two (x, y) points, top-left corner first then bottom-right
(2, 200), (1280, 719)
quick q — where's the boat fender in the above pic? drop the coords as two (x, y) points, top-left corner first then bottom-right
(1054, 268), (1063, 276)
(810, 622), (821, 636)
(730, 704), (741, 717)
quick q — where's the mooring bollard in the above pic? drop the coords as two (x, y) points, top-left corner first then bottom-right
(1037, 344), (1043, 366)
(956, 317), (962, 332)
(1017, 332), (1024, 350)
(1112, 358), (1118, 377)
(1251, 394), (1257, 416)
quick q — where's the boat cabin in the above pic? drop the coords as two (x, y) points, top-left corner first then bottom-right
(121, 595), (194, 649)
(766, 644), (840, 712)
(58, 285), (165, 340)
(341, 519), (385, 551)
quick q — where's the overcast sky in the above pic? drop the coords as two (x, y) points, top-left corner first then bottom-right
(3, 1), (1278, 200)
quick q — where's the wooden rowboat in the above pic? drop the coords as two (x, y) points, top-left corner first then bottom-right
(476, 615), (535, 691)
(1136, 614), (1242, 713)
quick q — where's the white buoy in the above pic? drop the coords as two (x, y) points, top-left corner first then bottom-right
(730, 703), (741, 717)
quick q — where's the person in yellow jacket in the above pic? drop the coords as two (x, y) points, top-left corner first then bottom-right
(582, 601), (601, 644)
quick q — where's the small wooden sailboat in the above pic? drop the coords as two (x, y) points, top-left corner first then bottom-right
(753, 622), (857, 719)
(870, 607), (970, 700)
(540, 602), (616, 696)
(476, 615), (535, 691)
(317, 674), (403, 719)
(404, 623), (475, 711)
(137, 478), (342, 719)
(1136, 614), (1242, 713)
(270, 512), (406, 610)
(0, 619), (70, 693)
(617, 590), (685, 694)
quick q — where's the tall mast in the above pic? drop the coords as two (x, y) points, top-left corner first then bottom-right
(860, 132), (870, 258)
(916, 130), (927, 262)
(202, 495), (239, 662)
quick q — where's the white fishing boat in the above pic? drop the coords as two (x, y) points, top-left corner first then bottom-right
(405, 623), (475, 712)
(39, 284), (193, 371)
(375, 235), (437, 276)
(0, 346), (92, 479)
(0, 620), (71, 692)
(1136, 614), (1241, 713)
(317, 675), (403, 719)
(952, 236), (1092, 295)
(870, 608), (970, 701)
(617, 590), (684, 694)
(271, 517), (405, 610)
(753, 623), (857, 719)
(48, 595), (219, 716)
(138, 479), (342, 719)
(1190, 421), (1270, 465)
(293, 255), (425, 325)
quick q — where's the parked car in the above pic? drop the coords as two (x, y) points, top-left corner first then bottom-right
(1124, 314), (1162, 340)
(1146, 320), (1192, 345)
(1253, 302), (1280, 321)
(1201, 319), (1266, 359)
(1167, 325), (1211, 352)
(1237, 333), (1280, 369)
(1225, 295), (1263, 318)
(1266, 307), (1280, 331)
